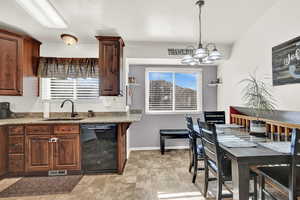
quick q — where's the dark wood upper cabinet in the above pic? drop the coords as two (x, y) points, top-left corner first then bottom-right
(23, 37), (41, 77)
(0, 30), (23, 96)
(96, 36), (125, 96)
(0, 29), (41, 96)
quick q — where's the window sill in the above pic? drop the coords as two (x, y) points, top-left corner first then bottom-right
(145, 111), (202, 115)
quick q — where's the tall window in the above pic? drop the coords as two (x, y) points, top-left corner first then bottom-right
(41, 78), (99, 100)
(145, 68), (202, 114)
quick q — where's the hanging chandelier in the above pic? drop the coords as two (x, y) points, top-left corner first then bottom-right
(182, 0), (222, 65)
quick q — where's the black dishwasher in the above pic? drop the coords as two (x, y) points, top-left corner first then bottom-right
(80, 124), (117, 173)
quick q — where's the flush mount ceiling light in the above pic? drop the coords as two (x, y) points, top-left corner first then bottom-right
(16, 0), (67, 29)
(181, 0), (222, 65)
(61, 34), (78, 46)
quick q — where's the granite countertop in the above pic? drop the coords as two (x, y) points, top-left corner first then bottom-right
(0, 113), (142, 126)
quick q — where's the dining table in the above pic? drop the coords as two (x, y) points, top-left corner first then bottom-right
(193, 124), (292, 200)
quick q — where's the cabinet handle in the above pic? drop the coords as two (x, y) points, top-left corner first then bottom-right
(48, 138), (59, 143)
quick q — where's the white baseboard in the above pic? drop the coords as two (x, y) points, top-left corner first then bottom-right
(129, 145), (189, 151)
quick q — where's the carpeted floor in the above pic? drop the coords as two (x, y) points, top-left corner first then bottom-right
(0, 150), (290, 200)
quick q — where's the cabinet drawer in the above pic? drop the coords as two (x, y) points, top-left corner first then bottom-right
(54, 125), (80, 135)
(26, 125), (51, 135)
(8, 126), (24, 136)
(9, 136), (24, 154)
(9, 154), (24, 173)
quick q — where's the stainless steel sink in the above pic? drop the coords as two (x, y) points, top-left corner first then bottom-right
(43, 118), (84, 121)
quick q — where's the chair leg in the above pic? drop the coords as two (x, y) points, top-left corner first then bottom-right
(253, 175), (257, 200)
(260, 175), (265, 200)
(188, 144), (194, 173)
(216, 176), (223, 200)
(192, 154), (198, 183)
(203, 165), (209, 197)
(189, 156), (193, 173)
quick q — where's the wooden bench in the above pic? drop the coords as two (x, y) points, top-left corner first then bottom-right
(159, 129), (189, 155)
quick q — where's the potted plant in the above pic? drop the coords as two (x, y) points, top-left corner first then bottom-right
(240, 74), (276, 135)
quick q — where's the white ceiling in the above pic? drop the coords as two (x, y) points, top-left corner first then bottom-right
(0, 0), (278, 44)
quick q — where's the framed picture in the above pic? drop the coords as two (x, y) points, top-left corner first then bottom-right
(272, 36), (300, 86)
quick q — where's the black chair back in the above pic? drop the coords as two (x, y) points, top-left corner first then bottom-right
(197, 119), (231, 177)
(185, 116), (194, 133)
(204, 111), (226, 125)
(289, 129), (300, 198)
(199, 124), (220, 164)
(185, 116), (196, 146)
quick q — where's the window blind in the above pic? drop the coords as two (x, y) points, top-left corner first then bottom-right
(149, 79), (173, 111)
(49, 78), (99, 100)
(147, 71), (200, 113)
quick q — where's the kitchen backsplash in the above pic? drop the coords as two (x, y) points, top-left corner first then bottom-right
(0, 77), (127, 113)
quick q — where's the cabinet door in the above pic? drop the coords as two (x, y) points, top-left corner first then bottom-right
(53, 135), (80, 171)
(100, 40), (120, 96)
(0, 127), (8, 177)
(0, 31), (23, 96)
(25, 135), (52, 172)
(23, 38), (41, 77)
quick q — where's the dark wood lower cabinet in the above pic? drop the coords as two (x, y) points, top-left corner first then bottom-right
(0, 127), (8, 177)
(9, 135), (24, 154)
(25, 134), (81, 172)
(117, 123), (130, 174)
(6, 122), (130, 176)
(9, 154), (24, 173)
(53, 135), (80, 171)
(25, 135), (52, 172)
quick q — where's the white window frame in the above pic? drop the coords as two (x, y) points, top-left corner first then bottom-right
(40, 78), (100, 101)
(145, 67), (202, 114)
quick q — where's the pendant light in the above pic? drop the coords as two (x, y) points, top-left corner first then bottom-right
(181, 0), (222, 65)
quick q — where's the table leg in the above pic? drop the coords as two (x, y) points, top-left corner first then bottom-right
(232, 160), (250, 200)
(160, 136), (165, 155)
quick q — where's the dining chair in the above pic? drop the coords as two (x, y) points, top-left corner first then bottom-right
(204, 111), (226, 125)
(256, 128), (300, 200)
(185, 116), (204, 183)
(197, 119), (257, 200)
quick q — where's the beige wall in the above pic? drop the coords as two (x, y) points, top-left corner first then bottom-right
(0, 41), (232, 113)
(218, 0), (300, 116)
(0, 43), (126, 113)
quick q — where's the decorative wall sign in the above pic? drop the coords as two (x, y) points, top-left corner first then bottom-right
(168, 48), (194, 56)
(272, 36), (300, 86)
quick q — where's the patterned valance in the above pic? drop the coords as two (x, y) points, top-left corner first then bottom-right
(38, 57), (99, 78)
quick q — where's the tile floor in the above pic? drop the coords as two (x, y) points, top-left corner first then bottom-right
(0, 150), (288, 200)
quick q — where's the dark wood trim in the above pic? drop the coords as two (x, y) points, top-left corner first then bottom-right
(0, 126), (8, 179)
(95, 36), (125, 47)
(117, 123), (131, 174)
(0, 29), (23, 38)
(229, 106), (243, 124)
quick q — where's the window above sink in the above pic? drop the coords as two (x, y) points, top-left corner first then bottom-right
(41, 78), (99, 100)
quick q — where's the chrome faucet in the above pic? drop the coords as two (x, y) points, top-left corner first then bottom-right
(60, 99), (78, 118)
